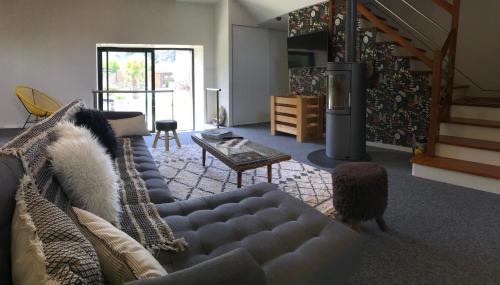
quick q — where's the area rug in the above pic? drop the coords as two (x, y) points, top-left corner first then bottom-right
(150, 145), (336, 217)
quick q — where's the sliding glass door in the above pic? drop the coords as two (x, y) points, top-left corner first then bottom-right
(97, 47), (194, 131)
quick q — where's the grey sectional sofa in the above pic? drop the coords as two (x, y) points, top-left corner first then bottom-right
(0, 111), (360, 285)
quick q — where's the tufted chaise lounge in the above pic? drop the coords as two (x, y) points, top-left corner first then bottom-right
(0, 111), (361, 285)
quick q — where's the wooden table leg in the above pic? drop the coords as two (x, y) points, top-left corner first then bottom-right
(152, 131), (161, 148)
(202, 149), (206, 166)
(237, 171), (242, 188)
(351, 220), (361, 232)
(165, 131), (170, 151)
(173, 130), (181, 148)
(267, 164), (272, 183)
(376, 216), (389, 232)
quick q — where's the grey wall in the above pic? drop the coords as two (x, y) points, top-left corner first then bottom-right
(373, 0), (500, 97)
(0, 0), (215, 128)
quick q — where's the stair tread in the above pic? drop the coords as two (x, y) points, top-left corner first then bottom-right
(395, 55), (419, 60)
(452, 85), (470, 89)
(379, 41), (426, 52)
(444, 117), (500, 128)
(453, 96), (500, 108)
(411, 70), (432, 74)
(361, 13), (386, 22)
(438, 135), (500, 152)
(359, 25), (400, 32)
(411, 155), (500, 180)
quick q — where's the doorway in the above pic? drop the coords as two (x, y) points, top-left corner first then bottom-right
(97, 47), (194, 131)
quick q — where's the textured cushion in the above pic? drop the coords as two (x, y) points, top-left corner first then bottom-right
(11, 175), (104, 284)
(108, 115), (150, 137)
(71, 207), (167, 285)
(75, 108), (118, 159)
(48, 122), (121, 223)
(155, 183), (360, 285)
(155, 120), (177, 131)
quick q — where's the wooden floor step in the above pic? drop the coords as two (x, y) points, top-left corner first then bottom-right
(453, 96), (500, 108)
(411, 155), (500, 180)
(444, 117), (500, 129)
(452, 85), (470, 90)
(438, 135), (500, 152)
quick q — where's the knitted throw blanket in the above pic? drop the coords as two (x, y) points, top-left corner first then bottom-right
(115, 137), (186, 252)
(0, 100), (186, 253)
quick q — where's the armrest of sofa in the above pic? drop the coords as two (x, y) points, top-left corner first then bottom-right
(125, 248), (267, 285)
(101, 111), (143, 120)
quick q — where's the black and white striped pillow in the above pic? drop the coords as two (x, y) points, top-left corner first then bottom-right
(11, 175), (104, 285)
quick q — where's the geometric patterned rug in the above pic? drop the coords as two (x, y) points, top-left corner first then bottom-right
(150, 144), (336, 217)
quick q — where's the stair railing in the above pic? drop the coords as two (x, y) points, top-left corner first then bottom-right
(427, 0), (460, 156)
(356, 0), (460, 156)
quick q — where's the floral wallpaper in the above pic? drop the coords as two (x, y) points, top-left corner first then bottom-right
(288, 1), (431, 147)
(289, 67), (327, 96)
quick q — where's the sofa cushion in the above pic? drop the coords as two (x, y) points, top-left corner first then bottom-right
(155, 183), (360, 285)
(71, 207), (167, 285)
(0, 156), (23, 285)
(11, 175), (104, 284)
(128, 136), (175, 204)
(108, 115), (150, 137)
(75, 108), (118, 159)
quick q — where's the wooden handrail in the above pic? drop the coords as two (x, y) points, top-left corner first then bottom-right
(427, 49), (443, 156)
(440, 30), (455, 54)
(357, 3), (433, 68)
(432, 0), (454, 14)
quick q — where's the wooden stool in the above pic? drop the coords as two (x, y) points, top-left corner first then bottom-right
(153, 120), (181, 151)
(332, 162), (389, 232)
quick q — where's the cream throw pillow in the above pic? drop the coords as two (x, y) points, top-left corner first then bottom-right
(48, 121), (121, 223)
(108, 115), (150, 137)
(71, 207), (167, 285)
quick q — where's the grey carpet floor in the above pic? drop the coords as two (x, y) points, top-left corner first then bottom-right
(148, 124), (500, 285)
(3, 124), (500, 284)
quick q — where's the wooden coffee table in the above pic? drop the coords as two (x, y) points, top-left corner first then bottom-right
(192, 133), (291, 188)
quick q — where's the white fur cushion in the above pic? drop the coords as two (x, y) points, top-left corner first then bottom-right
(48, 122), (121, 223)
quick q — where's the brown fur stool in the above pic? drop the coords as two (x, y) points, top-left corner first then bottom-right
(332, 162), (389, 232)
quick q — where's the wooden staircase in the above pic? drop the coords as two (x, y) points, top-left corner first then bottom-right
(352, 0), (500, 194)
(412, 96), (500, 193)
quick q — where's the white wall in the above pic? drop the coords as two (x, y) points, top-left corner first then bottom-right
(232, 26), (288, 125)
(268, 29), (290, 97)
(0, 0), (215, 128)
(213, 0), (289, 126)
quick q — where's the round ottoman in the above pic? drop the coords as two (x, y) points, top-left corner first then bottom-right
(332, 162), (389, 232)
(153, 120), (181, 151)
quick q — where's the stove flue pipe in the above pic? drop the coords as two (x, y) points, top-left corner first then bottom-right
(345, 0), (358, 62)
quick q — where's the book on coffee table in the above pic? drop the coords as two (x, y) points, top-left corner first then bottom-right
(201, 129), (233, 139)
(229, 151), (266, 164)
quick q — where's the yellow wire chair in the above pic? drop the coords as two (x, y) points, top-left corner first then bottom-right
(15, 86), (62, 128)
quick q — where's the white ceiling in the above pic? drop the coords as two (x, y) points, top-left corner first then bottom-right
(237, 0), (323, 23)
(176, 0), (324, 23)
(176, 0), (220, 4)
